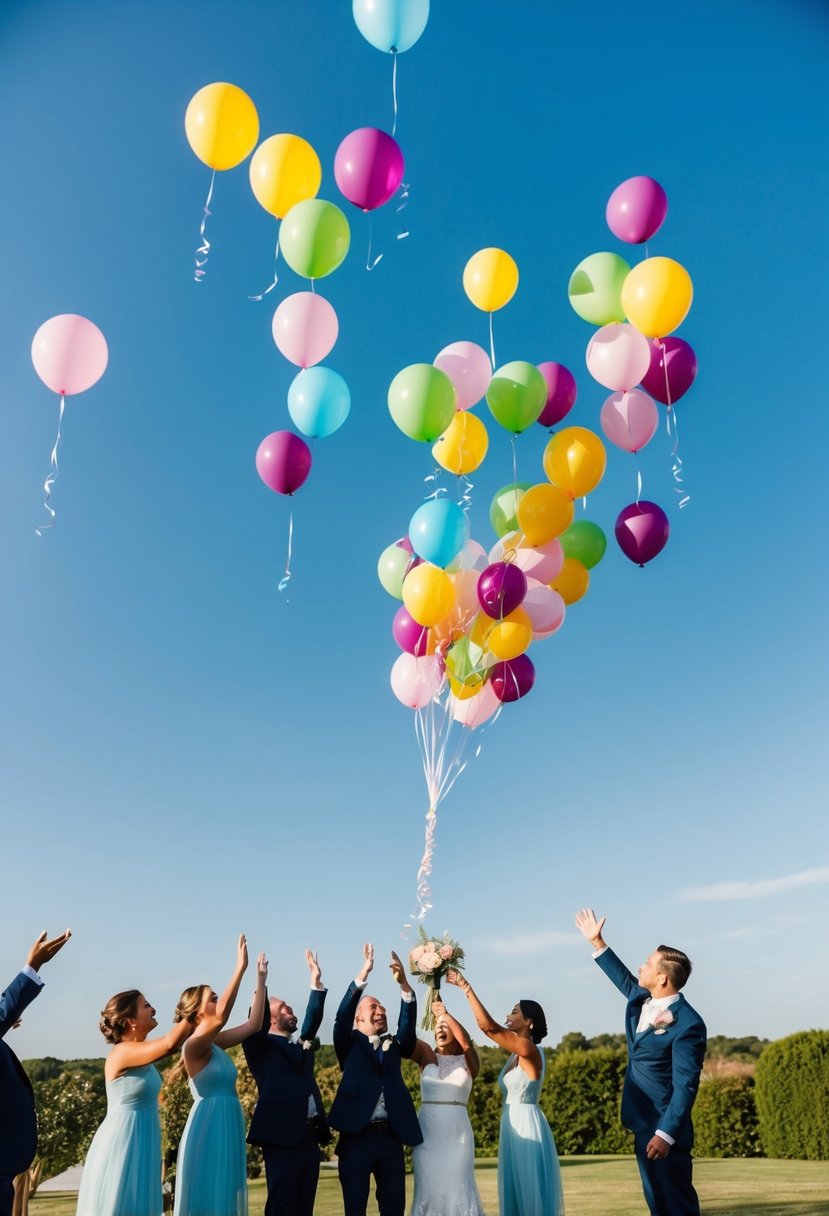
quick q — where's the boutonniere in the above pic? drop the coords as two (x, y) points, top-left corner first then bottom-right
(652, 1010), (675, 1035)
(382, 1036), (393, 1052)
(300, 1036), (321, 1051)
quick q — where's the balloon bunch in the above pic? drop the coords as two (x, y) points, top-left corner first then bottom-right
(569, 175), (699, 566)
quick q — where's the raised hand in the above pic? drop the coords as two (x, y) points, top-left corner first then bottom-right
(431, 998), (446, 1019)
(27, 929), (72, 972)
(574, 909), (607, 947)
(389, 951), (411, 992)
(236, 934), (249, 974)
(445, 969), (467, 990)
(256, 952), (269, 980)
(306, 949), (323, 989)
(356, 943), (375, 985)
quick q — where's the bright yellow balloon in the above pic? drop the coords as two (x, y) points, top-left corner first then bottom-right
(486, 608), (532, 661)
(402, 563), (456, 627)
(185, 83), (259, 171)
(467, 613), (491, 648)
(432, 411), (489, 475)
(550, 558), (590, 605)
(448, 673), (484, 700)
(249, 134), (322, 219)
(621, 256), (693, 338)
(463, 247), (519, 312)
(543, 427), (607, 498)
(516, 483), (575, 545)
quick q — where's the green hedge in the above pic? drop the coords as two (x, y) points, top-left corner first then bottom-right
(755, 1030), (829, 1160)
(543, 1048), (633, 1154)
(693, 1075), (762, 1157)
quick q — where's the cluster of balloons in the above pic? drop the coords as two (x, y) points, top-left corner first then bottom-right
(568, 175), (699, 566)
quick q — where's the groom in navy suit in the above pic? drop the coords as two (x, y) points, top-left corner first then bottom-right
(1, 928), (72, 1216)
(576, 909), (706, 1216)
(329, 944), (422, 1216)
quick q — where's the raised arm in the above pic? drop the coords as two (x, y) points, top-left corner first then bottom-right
(334, 943), (374, 1064)
(432, 999), (480, 1079)
(575, 908), (643, 1000)
(446, 971), (539, 1068)
(389, 950), (417, 1057)
(300, 950), (326, 1041)
(217, 952), (269, 1048)
(108, 1019), (193, 1077)
(184, 935), (250, 1072)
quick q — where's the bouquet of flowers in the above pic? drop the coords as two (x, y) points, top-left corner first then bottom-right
(408, 927), (465, 1031)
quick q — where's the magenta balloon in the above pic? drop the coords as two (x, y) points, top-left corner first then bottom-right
(615, 500), (670, 566)
(640, 337), (698, 405)
(255, 430), (312, 495)
(586, 323), (651, 392)
(334, 127), (405, 211)
(477, 562), (527, 619)
(272, 292), (339, 368)
(536, 362), (577, 427)
(606, 176), (668, 244)
(490, 654), (536, 703)
(392, 606), (431, 656)
(31, 314), (108, 395)
(600, 389), (659, 453)
(434, 341), (492, 411)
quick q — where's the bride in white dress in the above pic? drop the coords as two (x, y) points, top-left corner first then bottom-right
(410, 999), (485, 1216)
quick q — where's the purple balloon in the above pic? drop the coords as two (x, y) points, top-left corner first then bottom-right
(606, 176), (668, 244)
(537, 362), (577, 428)
(477, 562), (527, 620)
(392, 606), (431, 656)
(615, 500), (670, 566)
(491, 654), (536, 703)
(640, 337), (698, 405)
(255, 430), (312, 495)
(334, 127), (405, 211)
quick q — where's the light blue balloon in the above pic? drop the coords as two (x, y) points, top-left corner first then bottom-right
(408, 498), (469, 569)
(352, 0), (430, 53)
(287, 367), (351, 438)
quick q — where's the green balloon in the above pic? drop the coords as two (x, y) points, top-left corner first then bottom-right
(388, 364), (457, 442)
(377, 542), (410, 599)
(490, 482), (531, 538)
(560, 520), (607, 569)
(568, 251), (630, 326)
(280, 199), (351, 279)
(446, 637), (490, 686)
(486, 361), (547, 434)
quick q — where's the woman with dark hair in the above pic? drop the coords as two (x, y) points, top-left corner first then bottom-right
(76, 990), (192, 1216)
(447, 973), (563, 1216)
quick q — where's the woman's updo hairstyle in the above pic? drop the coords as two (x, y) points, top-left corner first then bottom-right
(174, 985), (210, 1026)
(99, 990), (141, 1044)
(519, 999), (548, 1044)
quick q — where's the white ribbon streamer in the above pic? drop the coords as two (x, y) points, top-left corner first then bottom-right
(249, 231), (281, 301)
(194, 170), (215, 283)
(278, 509), (294, 594)
(35, 393), (65, 536)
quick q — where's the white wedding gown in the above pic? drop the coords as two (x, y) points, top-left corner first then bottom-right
(411, 1053), (485, 1215)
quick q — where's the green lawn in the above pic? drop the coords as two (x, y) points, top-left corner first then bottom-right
(29, 1156), (829, 1215)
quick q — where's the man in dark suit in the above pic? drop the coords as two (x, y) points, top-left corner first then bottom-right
(575, 908), (706, 1216)
(1, 928), (72, 1216)
(242, 949), (331, 1216)
(328, 944), (422, 1216)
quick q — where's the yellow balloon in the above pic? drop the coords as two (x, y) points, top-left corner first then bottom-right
(249, 134), (322, 219)
(448, 673), (484, 700)
(402, 563), (456, 627)
(486, 608), (532, 661)
(432, 411), (489, 475)
(516, 483), (575, 545)
(621, 256), (693, 338)
(185, 82), (259, 171)
(463, 247), (519, 312)
(550, 558), (590, 605)
(467, 612), (491, 649)
(543, 427), (607, 499)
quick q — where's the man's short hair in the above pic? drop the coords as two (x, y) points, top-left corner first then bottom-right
(656, 945), (692, 990)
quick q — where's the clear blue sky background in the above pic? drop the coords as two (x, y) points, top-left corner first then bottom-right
(1, 0), (827, 1060)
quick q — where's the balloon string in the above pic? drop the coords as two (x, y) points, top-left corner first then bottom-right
(194, 170), (215, 282)
(249, 230), (281, 301)
(35, 393), (65, 536)
(278, 509), (294, 594)
(659, 338), (691, 508)
(458, 473), (474, 514)
(635, 452), (643, 505)
(423, 465), (445, 501)
(511, 435), (518, 485)
(391, 49), (399, 136)
(396, 181), (410, 240)
(366, 211), (383, 270)
(488, 312), (496, 369)
(310, 279), (316, 295)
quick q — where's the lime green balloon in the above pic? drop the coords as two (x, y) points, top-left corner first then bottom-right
(568, 251), (631, 326)
(388, 364), (457, 442)
(279, 199), (350, 279)
(486, 361), (547, 434)
(377, 542), (410, 599)
(490, 482), (531, 538)
(446, 637), (490, 685)
(560, 520), (607, 569)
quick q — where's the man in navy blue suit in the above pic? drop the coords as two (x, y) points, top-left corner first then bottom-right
(576, 908), (706, 1216)
(328, 944), (422, 1216)
(243, 948), (331, 1216)
(1, 928), (72, 1216)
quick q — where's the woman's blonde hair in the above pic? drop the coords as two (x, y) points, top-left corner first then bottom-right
(165, 984), (210, 1086)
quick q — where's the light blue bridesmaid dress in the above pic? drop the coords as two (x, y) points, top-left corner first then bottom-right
(497, 1049), (564, 1216)
(76, 1064), (163, 1216)
(173, 1044), (247, 1216)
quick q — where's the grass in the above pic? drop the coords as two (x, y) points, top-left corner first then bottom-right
(30, 1155), (829, 1215)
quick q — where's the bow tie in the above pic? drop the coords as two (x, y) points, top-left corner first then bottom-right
(368, 1033), (393, 1049)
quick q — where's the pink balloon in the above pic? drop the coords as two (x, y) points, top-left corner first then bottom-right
(489, 536), (564, 584)
(600, 389), (659, 453)
(536, 362), (577, 428)
(450, 682), (500, 728)
(434, 341), (492, 411)
(390, 653), (443, 709)
(255, 430), (312, 495)
(31, 314), (108, 396)
(606, 176), (668, 244)
(523, 579), (566, 639)
(272, 292), (338, 369)
(334, 127), (404, 211)
(453, 539), (489, 573)
(586, 323), (651, 392)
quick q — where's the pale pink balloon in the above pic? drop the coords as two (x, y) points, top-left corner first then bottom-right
(31, 314), (108, 395)
(390, 653), (443, 709)
(272, 292), (339, 368)
(523, 579), (566, 639)
(450, 682), (500, 728)
(434, 341), (492, 411)
(457, 539), (489, 572)
(452, 569), (481, 624)
(600, 389), (659, 453)
(489, 536), (564, 583)
(585, 322), (651, 392)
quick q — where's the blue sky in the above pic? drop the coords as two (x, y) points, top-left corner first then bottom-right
(1, 0), (827, 1060)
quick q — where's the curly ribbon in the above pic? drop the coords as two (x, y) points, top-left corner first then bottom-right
(391, 49), (399, 136)
(366, 212), (383, 271)
(658, 338), (691, 509)
(35, 393), (66, 537)
(423, 466), (445, 501)
(396, 181), (410, 241)
(489, 312), (496, 369)
(194, 171), (215, 283)
(249, 231), (281, 301)
(458, 473), (474, 515)
(278, 509), (294, 594)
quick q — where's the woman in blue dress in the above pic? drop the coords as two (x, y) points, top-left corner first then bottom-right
(447, 971), (564, 1216)
(171, 936), (267, 1216)
(76, 990), (193, 1216)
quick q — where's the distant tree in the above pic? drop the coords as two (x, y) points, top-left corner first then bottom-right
(587, 1033), (626, 1052)
(552, 1031), (590, 1055)
(706, 1035), (769, 1062)
(32, 1071), (106, 1181)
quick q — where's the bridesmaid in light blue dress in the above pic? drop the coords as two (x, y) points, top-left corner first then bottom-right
(171, 936), (267, 1216)
(77, 990), (192, 1216)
